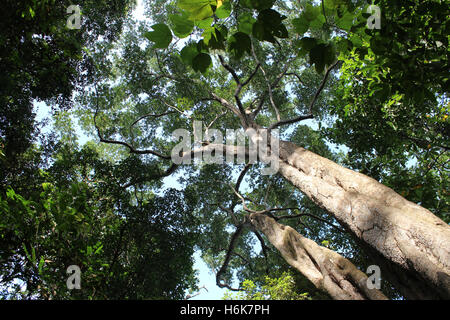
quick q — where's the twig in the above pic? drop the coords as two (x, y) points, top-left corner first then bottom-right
(250, 41), (281, 121)
(130, 111), (176, 127)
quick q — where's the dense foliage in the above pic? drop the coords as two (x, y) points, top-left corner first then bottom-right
(1, 0), (448, 300)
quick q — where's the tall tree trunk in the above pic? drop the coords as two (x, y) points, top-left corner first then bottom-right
(249, 212), (388, 300)
(276, 140), (450, 299)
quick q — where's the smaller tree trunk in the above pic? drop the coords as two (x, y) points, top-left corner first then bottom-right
(249, 212), (388, 300)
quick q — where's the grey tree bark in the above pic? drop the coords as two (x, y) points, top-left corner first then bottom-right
(249, 212), (388, 300)
(183, 137), (450, 299)
(276, 140), (450, 299)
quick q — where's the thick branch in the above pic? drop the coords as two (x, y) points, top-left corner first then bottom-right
(269, 114), (314, 130)
(216, 223), (246, 291)
(277, 139), (450, 299)
(249, 213), (388, 300)
(210, 93), (245, 124)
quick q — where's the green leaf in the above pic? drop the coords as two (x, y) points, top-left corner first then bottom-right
(178, 0), (216, 21)
(169, 14), (194, 38)
(192, 53), (212, 73)
(321, 240), (330, 247)
(215, 0), (231, 19)
(336, 38), (353, 55)
(303, 4), (320, 22)
(258, 9), (285, 29)
(195, 17), (213, 29)
(274, 23), (289, 39)
(203, 27), (226, 49)
(252, 9), (287, 43)
(202, 27), (217, 46)
(299, 37), (318, 51)
(217, 25), (228, 38)
(309, 13), (326, 29)
(38, 257), (45, 274)
(370, 37), (385, 55)
(228, 32), (251, 58)
(310, 43), (327, 73)
(197, 39), (209, 53)
(94, 244), (104, 255)
(6, 188), (16, 200)
(22, 243), (31, 262)
(42, 182), (53, 191)
(292, 17), (309, 35)
(323, 0), (335, 9)
(252, 20), (270, 42)
(336, 11), (354, 31)
(180, 43), (199, 65)
(144, 24), (173, 49)
(30, 247), (36, 264)
(238, 13), (256, 35)
(324, 43), (336, 66)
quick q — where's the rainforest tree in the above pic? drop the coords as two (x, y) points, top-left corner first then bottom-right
(73, 0), (450, 299)
(1, 0), (449, 300)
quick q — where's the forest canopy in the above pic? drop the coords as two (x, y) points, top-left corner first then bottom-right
(0, 0), (449, 300)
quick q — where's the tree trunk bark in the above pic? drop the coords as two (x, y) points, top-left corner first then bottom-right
(276, 140), (450, 299)
(249, 212), (388, 300)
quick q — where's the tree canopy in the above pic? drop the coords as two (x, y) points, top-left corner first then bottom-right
(1, 0), (449, 300)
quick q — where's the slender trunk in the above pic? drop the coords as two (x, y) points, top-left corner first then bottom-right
(276, 140), (450, 299)
(249, 212), (387, 300)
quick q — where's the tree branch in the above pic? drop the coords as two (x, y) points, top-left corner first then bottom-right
(271, 208), (346, 233)
(253, 230), (270, 275)
(250, 41), (281, 121)
(235, 164), (251, 195)
(269, 114), (314, 130)
(210, 93), (243, 120)
(216, 223), (246, 291)
(268, 61), (340, 130)
(285, 72), (307, 87)
(120, 163), (178, 189)
(93, 94), (172, 160)
(130, 111), (176, 128)
(218, 55), (256, 127)
(307, 60), (340, 114)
